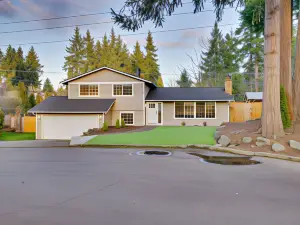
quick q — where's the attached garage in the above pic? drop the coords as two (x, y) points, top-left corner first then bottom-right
(29, 96), (115, 140)
(39, 114), (100, 140)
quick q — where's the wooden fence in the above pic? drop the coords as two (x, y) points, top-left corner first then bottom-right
(230, 102), (262, 123)
(23, 116), (36, 133)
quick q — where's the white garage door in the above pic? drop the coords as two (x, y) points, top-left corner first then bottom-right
(41, 115), (99, 140)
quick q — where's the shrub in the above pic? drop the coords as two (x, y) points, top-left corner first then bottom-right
(121, 119), (126, 128)
(116, 119), (120, 129)
(102, 121), (109, 131)
(181, 121), (186, 126)
(0, 108), (4, 130)
(203, 121), (207, 126)
(280, 86), (291, 129)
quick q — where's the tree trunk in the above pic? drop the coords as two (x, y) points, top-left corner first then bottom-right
(262, 0), (285, 138)
(280, 0), (293, 120)
(254, 60), (259, 92)
(293, 15), (300, 121)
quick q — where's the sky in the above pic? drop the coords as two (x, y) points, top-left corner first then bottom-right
(0, 0), (241, 88)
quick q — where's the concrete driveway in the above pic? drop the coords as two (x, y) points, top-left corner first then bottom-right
(0, 147), (300, 225)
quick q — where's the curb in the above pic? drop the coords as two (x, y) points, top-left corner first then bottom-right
(82, 144), (300, 163)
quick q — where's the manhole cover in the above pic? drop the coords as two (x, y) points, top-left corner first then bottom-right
(189, 153), (261, 166)
(136, 150), (171, 156)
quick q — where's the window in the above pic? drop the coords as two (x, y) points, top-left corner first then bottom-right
(113, 84), (133, 96)
(175, 102), (216, 119)
(175, 102), (184, 118)
(196, 102), (205, 118)
(149, 103), (156, 108)
(184, 102), (194, 118)
(80, 84), (99, 96)
(206, 102), (216, 118)
(121, 113), (134, 125)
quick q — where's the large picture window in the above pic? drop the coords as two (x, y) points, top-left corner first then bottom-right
(175, 102), (216, 119)
(113, 84), (133, 96)
(121, 112), (134, 125)
(79, 84), (99, 96)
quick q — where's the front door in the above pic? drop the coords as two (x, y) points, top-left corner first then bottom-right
(147, 103), (162, 125)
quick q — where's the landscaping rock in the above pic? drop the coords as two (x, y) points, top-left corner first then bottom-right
(214, 131), (221, 141)
(257, 137), (271, 145)
(289, 140), (300, 150)
(228, 144), (237, 148)
(256, 141), (267, 147)
(218, 135), (231, 147)
(242, 137), (252, 144)
(272, 143), (285, 152)
(214, 144), (223, 147)
(251, 145), (256, 148)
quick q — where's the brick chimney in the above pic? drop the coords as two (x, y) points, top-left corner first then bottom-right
(225, 75), (232, 95)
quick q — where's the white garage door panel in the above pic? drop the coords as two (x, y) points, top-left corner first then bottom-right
(42, 115), (98, 140)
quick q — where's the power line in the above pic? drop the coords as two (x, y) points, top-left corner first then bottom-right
(0, 10), (219, 35)
(0, 1), (195, 25)
(0, 23), (239, 47)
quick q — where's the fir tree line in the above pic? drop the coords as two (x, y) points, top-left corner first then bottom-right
(63, 27), (163, 86)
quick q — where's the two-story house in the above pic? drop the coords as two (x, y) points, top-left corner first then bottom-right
(29, 67), (233, 140)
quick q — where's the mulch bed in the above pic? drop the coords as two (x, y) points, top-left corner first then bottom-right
(84, 126), (145, 136)
(219, 120), (300, 157)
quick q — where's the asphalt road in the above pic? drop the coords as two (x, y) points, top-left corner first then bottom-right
(0, 147), (300, 225)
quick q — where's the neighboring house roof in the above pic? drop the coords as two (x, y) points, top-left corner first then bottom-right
(28, 96), (115, 114)
(245, 92), (263, 101)
(60, 67), (156, 88)
(146, 87), (234, 101)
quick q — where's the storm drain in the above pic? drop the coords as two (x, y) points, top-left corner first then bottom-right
(136, 150), (172, 156)
(189, 153), (261, 166)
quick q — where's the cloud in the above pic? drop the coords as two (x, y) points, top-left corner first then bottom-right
(0, 0), (19, 17)
(156, 40), (194, 49)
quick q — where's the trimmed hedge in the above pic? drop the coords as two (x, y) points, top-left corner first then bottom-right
(280, 86), (291, 129)
(116, 119), (120, 129)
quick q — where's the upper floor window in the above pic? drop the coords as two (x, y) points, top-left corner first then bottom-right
(79, 84), (99, 96)
(113, 84), (133, 96)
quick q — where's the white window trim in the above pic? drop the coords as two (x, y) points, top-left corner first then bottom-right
(174, 102), (217, 120)
(78, 84), (100, 97)
(120, 111), (135, 126)
(112, 84), (134, 97)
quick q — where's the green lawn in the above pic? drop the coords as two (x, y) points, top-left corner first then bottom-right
(86, 126), (216, 146)
(0, 132), (36, 141)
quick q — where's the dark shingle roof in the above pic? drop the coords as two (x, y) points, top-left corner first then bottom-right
(146, 87), (233, 101)
(28, 96), (115, 113)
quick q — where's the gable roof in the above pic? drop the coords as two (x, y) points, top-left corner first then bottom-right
(146, 87), (234, 101)
(60, 67), (156, 87)
(28, 96), (115, 113)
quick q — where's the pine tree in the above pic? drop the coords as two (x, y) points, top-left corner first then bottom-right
(144, 31), (160, 84)
(176, 69), (193, 87)
(63, 27), (85, 78)
(24, 46), (43, 88)
(1, 45), (17, 87)
(28, 93), (36, 109)
(200, 22), (224, 87)
(36, 94), (43, 104)
(43, 78), (54, 93)
(83, 30), (96, 72)
(100, 34), (110, 67)
(157, 76), (164, 87)
(12, 47), (26, 86)
(120, 41), (132, 73)
(131, 41), (144, 75)
(94, 40), (102, 68)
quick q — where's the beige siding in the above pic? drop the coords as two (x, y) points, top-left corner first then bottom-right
(111, 110), (144, 126)
(104, 110), (112, 126)
(161, 102), (229, 126)
(36, 114), (41, 139)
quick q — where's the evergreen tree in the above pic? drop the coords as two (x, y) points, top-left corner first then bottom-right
(176, 69), (193, 87)
(12, 47), (26, 86)
(63, 27), (85, 78)
(157, 76), (164, 87)
(36, 94), (43, 104)
(24, 46), (42, 88)
(1, 45), (17, 86)
(200, 22), (225, 87)
(100, 34), (110, 67)
(83, 30), (96, 72)
(131, 41), (144, 75)
(221, 31), (241, 74)
(143, 31), (160, 84)
(120, 41), (132, 73)
(42, 78), (54, 93)
(28, 93), (36, 109)
(94, 40), (102, 68)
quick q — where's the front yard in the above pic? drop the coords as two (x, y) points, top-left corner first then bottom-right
(86, 126), (216, 146)
(0, 132), (36, 141)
